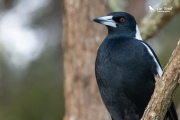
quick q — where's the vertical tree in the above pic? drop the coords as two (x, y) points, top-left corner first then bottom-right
(63, 0), (111, 120)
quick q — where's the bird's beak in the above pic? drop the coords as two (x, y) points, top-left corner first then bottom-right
(93, 16), (116, 28)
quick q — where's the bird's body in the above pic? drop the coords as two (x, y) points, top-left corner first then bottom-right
(96, 36), (155, 119)
(94, 12), (178, 120)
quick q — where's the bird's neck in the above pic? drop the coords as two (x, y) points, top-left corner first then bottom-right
(107, 32), (135, 40)
(107, 28), (136, 39)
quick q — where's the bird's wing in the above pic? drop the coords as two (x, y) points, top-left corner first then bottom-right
(141, 42), (162, 76)
(141, 41), (178, 120)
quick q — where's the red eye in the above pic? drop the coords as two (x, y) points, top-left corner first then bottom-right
(119, 18), (126, 23)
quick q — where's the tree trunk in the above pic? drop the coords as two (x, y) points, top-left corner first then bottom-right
(63, 0), (111, 120)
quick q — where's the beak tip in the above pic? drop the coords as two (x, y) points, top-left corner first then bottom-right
(93, 18), (99, 23)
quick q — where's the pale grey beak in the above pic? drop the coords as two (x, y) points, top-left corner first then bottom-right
(93, 16), (116, 28)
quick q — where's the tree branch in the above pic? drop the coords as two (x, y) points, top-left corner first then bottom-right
(139, 0), (180, 40)
(139, 0), (180, 119)
(141, 39), (180, 120)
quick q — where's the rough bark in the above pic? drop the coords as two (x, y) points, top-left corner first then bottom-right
(139, 0), (180, 40)
(63, 1), (110, 120)
(141, 40), (180, 120)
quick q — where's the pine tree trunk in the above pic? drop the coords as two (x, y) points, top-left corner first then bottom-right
(63, 1), (111, 120)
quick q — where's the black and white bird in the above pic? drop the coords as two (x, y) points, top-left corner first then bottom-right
(93, 12), (178, 120)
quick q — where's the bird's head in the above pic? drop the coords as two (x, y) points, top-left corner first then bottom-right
(93, 12), (142, 40)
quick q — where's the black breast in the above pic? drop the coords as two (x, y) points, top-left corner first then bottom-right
(95, 36), (156, 119)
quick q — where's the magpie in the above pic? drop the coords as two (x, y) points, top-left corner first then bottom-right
(93, 12), (178, 120)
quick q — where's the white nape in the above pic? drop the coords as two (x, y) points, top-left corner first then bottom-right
(135, 25), (142, 40)
(142, 43), (163, 77)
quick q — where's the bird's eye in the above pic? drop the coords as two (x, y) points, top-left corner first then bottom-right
(119, 18), (126, 23)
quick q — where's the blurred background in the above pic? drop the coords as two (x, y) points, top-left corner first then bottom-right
(0, 0), (64, 120)
(0, 0), (179, 120)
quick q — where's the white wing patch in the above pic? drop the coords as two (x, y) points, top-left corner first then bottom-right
(135, 25), (162, 76)
(135, 25), (142, 41)
(142, 43), (163, 77)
